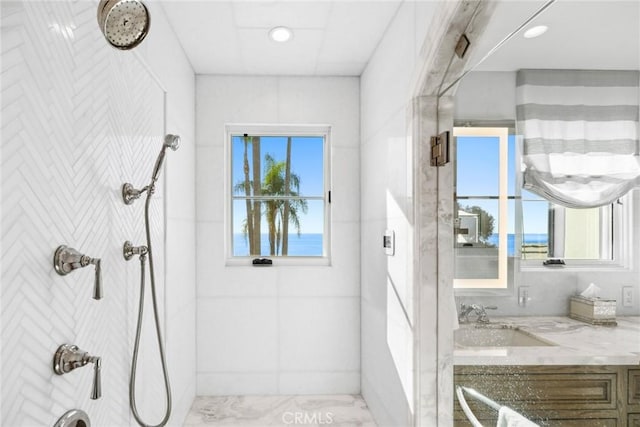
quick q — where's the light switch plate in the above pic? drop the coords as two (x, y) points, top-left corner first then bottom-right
(383, 230), (395, 256)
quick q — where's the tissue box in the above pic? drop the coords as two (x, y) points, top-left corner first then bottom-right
(569, 296), (617, 326)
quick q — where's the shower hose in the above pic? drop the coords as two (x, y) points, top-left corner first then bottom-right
(130, 188), (172, 427)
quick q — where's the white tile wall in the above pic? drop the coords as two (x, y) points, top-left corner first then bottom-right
(195, 75), (360, 395)
(279, 297), (360, 372)
(197, 372), (279, 396)
(143, 4), (197, 425)
(360, 1), (438, 426)
(197, 298), (279, 372)
(0, 1), (196, 426)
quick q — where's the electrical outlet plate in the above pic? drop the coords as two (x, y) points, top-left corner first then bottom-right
(622, 286), (633, 307)
(518, 286), (530, 307)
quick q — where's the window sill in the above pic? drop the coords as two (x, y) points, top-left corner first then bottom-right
(454, 287), (513, 297)
(225, 257), (331, 267)
(519, 261), (632, 272)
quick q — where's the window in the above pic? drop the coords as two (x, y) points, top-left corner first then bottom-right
(521, 191), (616, 262)
(227, 125), (330, 261)
(454, 126), (631, 289)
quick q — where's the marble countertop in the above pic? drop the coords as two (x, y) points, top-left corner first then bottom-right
(454, 316), (640, 366)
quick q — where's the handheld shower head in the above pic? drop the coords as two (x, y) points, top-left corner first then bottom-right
(164, 134), (180, 151)
(151, 134), (180, 184)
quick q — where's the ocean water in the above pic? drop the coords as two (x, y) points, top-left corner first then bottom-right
(487, 233), (548, 256)
(234, 233), (323, 257)
(234, 233), (548, 257)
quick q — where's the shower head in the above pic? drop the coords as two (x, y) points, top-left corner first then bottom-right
(97, 0), (150, 50)
(150, 134), (180, 184)
(164, 134), (180, 151)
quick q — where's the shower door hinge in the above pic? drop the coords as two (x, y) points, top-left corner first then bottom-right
(455, 34), (471, 59)
(430, 131), (450, 167)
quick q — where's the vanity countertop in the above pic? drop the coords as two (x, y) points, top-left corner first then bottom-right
(454, 316), (640, 366)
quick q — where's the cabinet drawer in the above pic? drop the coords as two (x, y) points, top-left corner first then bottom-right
(629, 370), (640, 405)
(629, 414), (640, 427)
(454, 412), (619, 427)
(455, 366), (618, 411)
(542, 420), (619, 427)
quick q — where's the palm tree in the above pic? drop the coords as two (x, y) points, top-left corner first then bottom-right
(236, 136), (261, 255)
(250, 136), (262, 254)
(241, 136), (255, 253)
(282, 137), (292, 255)
(234, 149), (307, 256)
(262, 153), (307, 256)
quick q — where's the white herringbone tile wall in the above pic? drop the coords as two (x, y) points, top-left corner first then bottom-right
(1, 1), (172, 426)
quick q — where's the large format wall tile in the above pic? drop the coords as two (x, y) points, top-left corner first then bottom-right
(195, 75), (361, 395)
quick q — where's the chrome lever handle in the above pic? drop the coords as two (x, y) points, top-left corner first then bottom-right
(54, 246), (103, 300)
(90, 356), (102, 400)
(53, 344), (102, 400)
(93, 259), (102, 300)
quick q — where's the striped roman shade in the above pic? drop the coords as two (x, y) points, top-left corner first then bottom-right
(516, 69), (640, 208)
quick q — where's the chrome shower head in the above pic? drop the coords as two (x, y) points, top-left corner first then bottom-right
(164, 134), (180, 151)
(97, 0), (150, 50)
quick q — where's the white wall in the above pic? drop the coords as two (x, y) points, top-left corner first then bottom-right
(195, 75), (360, 395)
(454, 71), (640, 316)
(360, 2), (437, 426)
(142, 3), (197, 425)
(0, 1), (196, 426)
(454, 71), (516, 121)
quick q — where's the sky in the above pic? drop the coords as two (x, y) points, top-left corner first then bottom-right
(229, 133), (551, 238)
(456, 134), (548, 235)
(231, 135), (325, 235)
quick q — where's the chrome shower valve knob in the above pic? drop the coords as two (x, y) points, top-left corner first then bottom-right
(53, 344), (102, 400)
(53, 245), (103, 300)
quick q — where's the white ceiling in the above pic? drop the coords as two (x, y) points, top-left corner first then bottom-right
(159, 0), (406, 76)
(159, 0), (640, 77)
(468, 0), (640, 72)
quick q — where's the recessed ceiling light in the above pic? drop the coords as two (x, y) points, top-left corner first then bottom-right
(523, 25), (548, 39)
(269, 26), (293, 43)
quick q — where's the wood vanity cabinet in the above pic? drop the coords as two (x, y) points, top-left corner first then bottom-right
(454, 366), (640, 426)
(630, 369), (640, 427)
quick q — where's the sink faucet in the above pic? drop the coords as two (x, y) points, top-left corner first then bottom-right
(458, 303), (498, 323)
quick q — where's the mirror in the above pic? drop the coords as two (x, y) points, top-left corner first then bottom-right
(450, 0), (639, 289)
(440, 2), (640, 425)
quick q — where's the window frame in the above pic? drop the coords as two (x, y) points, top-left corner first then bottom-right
(224, 124), (331, 266)
(453, 126), (510, 289)
(519, 195), (632, 271)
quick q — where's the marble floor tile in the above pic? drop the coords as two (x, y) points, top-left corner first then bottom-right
(183, 395), (377, 427)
